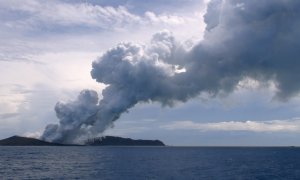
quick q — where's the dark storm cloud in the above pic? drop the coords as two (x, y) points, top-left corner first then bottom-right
(42, 0), (300, 143)
(198, 0), (300, 99)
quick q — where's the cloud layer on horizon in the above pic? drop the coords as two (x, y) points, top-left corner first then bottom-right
(161, 119), (300, 132)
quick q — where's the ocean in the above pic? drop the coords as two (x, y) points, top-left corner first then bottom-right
(1, 146), (300, 179)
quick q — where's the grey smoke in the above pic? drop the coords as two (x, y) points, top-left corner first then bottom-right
(204, 0), (222, 31)
(42, 90), (99, 143)
(42, 0), (300, 143)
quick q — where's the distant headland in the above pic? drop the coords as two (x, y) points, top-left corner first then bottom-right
(85, 136), (165, 146)
(0, 135), (165, 146)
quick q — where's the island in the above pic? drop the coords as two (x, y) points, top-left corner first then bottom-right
(0, 136), (64, 146)
(0, 135), (165, 146)
(85, 136), (165, 146)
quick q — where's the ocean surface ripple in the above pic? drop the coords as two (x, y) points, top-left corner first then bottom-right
(1, 147), (300, 179)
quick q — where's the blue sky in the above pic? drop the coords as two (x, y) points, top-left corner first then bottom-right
(1, 0), (300, 145)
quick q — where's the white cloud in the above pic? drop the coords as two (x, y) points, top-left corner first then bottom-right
(161, 119), (300, 132)
(145, 12), (186, 25)
(1, 0), (139, 29)
(0, 0), (202, 31)
(0, 0), (206, 64)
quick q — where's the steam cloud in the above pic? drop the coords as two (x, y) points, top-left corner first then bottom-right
(42, 0), (300, 143)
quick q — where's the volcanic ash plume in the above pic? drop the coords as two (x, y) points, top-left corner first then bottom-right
(42, 0), (300, 143)
(41, 90), (99, 143)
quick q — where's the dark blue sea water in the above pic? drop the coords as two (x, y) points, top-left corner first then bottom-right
(1, 147), (300, 179)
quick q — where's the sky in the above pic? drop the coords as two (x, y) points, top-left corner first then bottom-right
(1, 0), (300, 146)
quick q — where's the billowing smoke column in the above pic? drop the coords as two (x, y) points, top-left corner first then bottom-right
(42, 90), (99, 143)
(42, 0), (300, 143)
